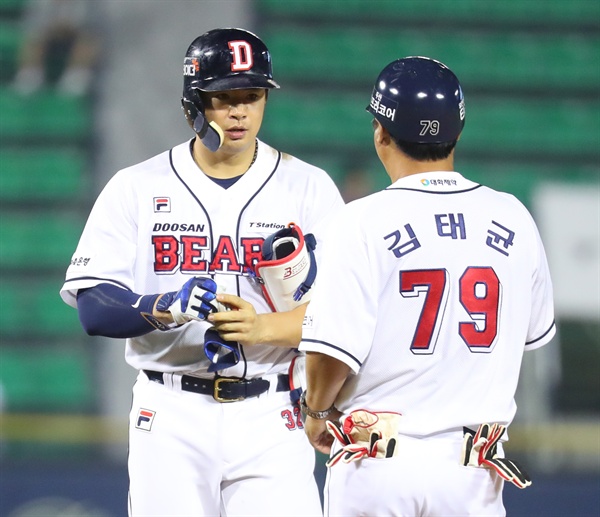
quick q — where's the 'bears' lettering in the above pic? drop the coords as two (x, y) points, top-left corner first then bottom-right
(152, 235), (265, 275)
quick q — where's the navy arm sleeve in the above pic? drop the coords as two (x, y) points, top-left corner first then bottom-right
(76, 283), (161, 338)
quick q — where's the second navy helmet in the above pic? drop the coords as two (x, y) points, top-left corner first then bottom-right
(367, 56), (465, 143)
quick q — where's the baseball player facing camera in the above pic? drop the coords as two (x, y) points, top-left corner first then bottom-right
(299, 57), (556, 516)
(61, 28), (343, 517)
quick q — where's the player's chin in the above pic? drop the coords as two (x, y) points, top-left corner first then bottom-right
(223, 131), (255, 152)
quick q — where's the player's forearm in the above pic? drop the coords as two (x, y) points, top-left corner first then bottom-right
(77, 283), (161, 338)
(255, 304), (307, 348)
(305, 352), (351, 411)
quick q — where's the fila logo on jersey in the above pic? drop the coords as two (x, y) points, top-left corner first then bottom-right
(136, 409), (156, 431)
(228, 40), (253, 71)
(154, 197), (171, 212)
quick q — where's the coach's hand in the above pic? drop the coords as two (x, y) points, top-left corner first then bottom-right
(304, 414), (340, 455)
(208, 293), (263, 346)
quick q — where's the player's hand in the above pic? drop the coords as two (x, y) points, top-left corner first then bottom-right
(304, 412), (342, 455)
(154, 277), (219, 326)
(207, 293), (264, 346)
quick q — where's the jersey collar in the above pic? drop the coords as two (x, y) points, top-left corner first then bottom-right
(387, 171), (480, 193)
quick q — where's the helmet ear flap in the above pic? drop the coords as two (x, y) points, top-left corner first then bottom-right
(181, 99), (197, 130)
(181, 88), (203, 130)
(180, 91), (223, 152)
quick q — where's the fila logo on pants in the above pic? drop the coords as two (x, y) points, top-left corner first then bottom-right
(136, 409), (156, 432)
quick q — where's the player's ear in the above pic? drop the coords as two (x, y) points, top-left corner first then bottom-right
(373, 120), (391, 147)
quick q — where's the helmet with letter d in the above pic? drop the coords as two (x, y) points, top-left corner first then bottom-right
(181, 28), (280, 151)
(366, 56), (465, 144)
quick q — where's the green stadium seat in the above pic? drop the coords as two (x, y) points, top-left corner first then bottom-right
(262, 92), (371, 151)
(261, 93), (600, 158)
(0, 148), (89, 200)
(0, 20), (22, 81)
(0, 87), (91, 141)
(258, 0), (600, 26)
(455, 161), (599, 207)
(463, 98), (600, 156)
(0, 213), (83, 268)
(299, 152), (599, 208)
(0, 344), (92, 411)
(0, 277), (82, 336)
(263, 29), (600, 91)
(0, 0), (28, 17)
(299, 153), (350, 186)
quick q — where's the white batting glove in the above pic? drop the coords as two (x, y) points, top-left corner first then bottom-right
(157, 277), (220, 325)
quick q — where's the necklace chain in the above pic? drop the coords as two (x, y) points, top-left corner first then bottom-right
(247, 140), (258, 170)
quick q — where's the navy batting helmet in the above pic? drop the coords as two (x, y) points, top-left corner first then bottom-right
(181, 28), (280, 151)
(366, 56), (465, 144)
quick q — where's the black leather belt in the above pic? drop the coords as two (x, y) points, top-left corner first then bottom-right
(144, 370), (290, 402)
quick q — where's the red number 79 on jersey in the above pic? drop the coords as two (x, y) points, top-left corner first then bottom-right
(400, 266), (500, 354)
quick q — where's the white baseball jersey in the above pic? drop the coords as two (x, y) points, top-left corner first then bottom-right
(61, 139), (344, 378)
(301, 171), (555, 436)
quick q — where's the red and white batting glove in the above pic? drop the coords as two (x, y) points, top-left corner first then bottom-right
(325, 410), (401, 467)
(461, 423), (532, 489)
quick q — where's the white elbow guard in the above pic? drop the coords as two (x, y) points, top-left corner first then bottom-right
(255, 223), (317, 312)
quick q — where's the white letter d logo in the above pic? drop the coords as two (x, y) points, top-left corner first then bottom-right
(229, 40), (253, 72)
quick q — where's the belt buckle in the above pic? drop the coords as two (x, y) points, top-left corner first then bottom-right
(213, 377), (244, 403)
